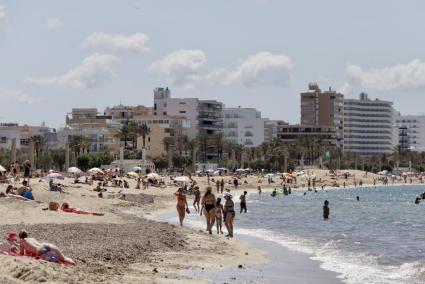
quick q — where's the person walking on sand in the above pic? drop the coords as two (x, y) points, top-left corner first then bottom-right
(239, 191), (248, 213)
(220, 178), (225, 194)
(193, 186), (201, 212)
(200, 187), (216, 234)
(175, 188), (189, 226)
(215, 198), (224, 234)
(233, 178), (238, 189)
(216, 180), (220, 193)
(323, 200), (330, 220)
(224, 192), (235, 238)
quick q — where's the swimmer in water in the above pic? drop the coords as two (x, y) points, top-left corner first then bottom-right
(271, 188), (277, 197)
(323, 200), (330, 220)
(356, 196), (360, 201)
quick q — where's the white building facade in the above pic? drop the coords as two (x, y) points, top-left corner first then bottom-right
(153, 87), (223, 139)
(395, 114), (425, 152)
(343, 93), (396, 155)
(223, 107), (265, 147)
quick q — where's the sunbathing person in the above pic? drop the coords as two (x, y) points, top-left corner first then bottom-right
(60, 202), (104, 216)
(18, 230), (75, 264)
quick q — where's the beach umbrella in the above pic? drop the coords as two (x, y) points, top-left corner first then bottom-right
(88, 168), (103, 174)
(174, 176), (191, 183)
(147, 173), (160, 180)
(127, 172), (139, 178)
(0, 165), (6, 172)
(67, 167), (82, 174)
(133, 166), (142, 171)
(44, 173), (64, 180)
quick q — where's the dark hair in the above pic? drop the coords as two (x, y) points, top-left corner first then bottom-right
(203, 187), (212, 198)
(324, 200), (329, 205)
(22, 180), (28, 186)
(6, 185), (13, 194)
(216, 198), (221, 205)
(18, 230), (28, 239)
(244, 191), (247, 194)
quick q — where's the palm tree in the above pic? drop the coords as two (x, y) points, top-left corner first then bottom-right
(138, 124), (151, 149)
(30, 135), (45, 158)
(212, 133), (225, 163)
(197, 134), (210, 163)
(115, 124), (131, 149)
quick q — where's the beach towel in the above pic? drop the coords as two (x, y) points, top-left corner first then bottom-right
(2, 251), (74, 265)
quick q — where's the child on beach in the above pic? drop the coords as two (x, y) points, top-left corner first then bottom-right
(223, 192), (235, 238)
(215, 198), (224, 234)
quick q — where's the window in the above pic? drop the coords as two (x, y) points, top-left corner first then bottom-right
(148, 137), (151, 142)
(179, 102), (186, 105)
(163, 112), (167, 115)
(179, 110), (186, 114)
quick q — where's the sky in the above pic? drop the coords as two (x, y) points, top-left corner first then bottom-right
(1, 0), (425, 128)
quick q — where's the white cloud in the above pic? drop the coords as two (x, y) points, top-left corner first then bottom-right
(220, 51), (293, 87)
(82, 32), (150, 53)
(47, 18), (62, 29)
(148, 49), (207, 87)
(0, 89), (36, 104)
(345, 59), (425, 92)
(25, 53), (119, 89)
(0, 4), (6, 30)
(148, 50), (293, 88)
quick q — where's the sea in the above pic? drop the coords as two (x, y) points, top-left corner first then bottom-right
(161, 185), (425, 284)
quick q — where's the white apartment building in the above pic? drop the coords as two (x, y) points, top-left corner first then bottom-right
(395, 114), (425, 152)
(223, 107), (265, 147)
(153, 87), (223, 139)
(0, 123), (21, 150)
(0, 123), (56, 150)
(343, 93), (396, 155)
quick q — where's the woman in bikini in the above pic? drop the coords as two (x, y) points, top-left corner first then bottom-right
(224, 192), (235, 238)
(215, 198), (224, 234)
(175, 188), (188, 226)
(200, 187), (216, 234)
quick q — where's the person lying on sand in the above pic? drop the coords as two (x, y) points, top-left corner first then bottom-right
(60, 202), (104, 216)
(18, 230), (75, 265)
(49, 179), (65, 193)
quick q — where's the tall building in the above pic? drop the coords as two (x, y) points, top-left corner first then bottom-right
(395, 114), (425, 152)
(153, 87), (223, 139)
(343, 93), (396, 155)
(300, 83), (344, 145)
(223, 107), (265, 147)
(264, 120), (286, 143)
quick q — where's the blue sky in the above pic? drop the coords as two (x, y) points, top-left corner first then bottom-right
(1, 0), (425, 128)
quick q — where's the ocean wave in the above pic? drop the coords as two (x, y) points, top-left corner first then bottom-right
(234, 228), (425, 284)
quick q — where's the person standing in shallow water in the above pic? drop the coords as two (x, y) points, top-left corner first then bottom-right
(239, 191), (248, 213)
(323, 200), (330, 220)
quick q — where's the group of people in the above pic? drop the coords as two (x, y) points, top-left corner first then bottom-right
(175, 186), (249, 238)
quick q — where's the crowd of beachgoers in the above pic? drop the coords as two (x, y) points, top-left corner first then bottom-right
(1, 160), (424, 283)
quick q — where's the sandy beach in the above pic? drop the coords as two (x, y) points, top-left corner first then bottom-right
(0, 168), (420, 283)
